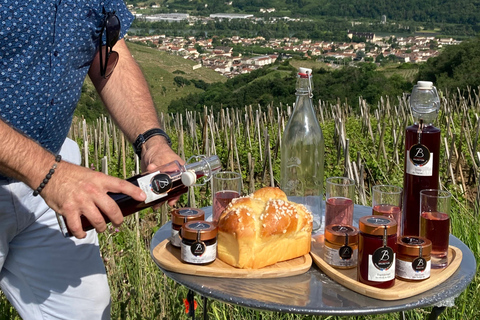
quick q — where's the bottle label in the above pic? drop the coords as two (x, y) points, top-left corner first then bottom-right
(406, 144), (433, 176)
(137, 171), (171, 204)
(368, 248), (395, 282)
(396, 258), (431, 280)
(181, 242), (217, 264)
(324, 245), (358, 267)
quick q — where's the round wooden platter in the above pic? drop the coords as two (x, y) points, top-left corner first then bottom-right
(152, 239), (312, 278)
(309, 235), (463, 300)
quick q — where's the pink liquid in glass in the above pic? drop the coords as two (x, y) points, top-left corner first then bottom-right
(213, 190), (240, 223)
(325, 197), (354, 226)
(420, 211), (450, 263)
(372, 204), (401, 236)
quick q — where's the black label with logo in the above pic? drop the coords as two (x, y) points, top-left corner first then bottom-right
(191, 241), (206, 256)
(151, 174), (172, 194)
(372, 246), (394, 270)
(409, 144), (430, 166)
(339, 245), (353, 260)
(412, 257), (427, 272)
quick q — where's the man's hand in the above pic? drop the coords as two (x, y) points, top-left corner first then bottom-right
(140, 135), (185, 206)
(41, 161), (147, 239)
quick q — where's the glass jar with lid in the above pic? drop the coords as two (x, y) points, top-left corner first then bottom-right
(323, 224), (358, 269)
(396, 236), (432, 281)
(358, 216), (397, 288)
(181, 221), (217, 265)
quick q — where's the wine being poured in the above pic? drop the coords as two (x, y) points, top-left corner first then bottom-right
(56, 155), (222, 237)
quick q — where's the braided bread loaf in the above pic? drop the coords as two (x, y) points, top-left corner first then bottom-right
(217, 187), (313, 269)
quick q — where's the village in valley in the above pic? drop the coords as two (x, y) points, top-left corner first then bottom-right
(125, 11), (462, 78)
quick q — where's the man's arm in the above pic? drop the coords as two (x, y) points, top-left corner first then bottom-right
(88, 39), (182, 173)
(0, 120), (147, 239)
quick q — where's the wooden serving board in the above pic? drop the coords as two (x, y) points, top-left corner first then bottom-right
(152, 239), (312, 278)
(310, 236), (463, 300)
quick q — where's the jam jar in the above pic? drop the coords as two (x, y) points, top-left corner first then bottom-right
(170, 208), (205, 247)
(396, 236), (432, 281)
(181, 221), (217, 265)
(324, 224), (359, 269)
(358, 216), (397, 288)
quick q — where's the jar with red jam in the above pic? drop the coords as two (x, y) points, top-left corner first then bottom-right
(396, 236), (432, 281)
(170, 208), (205, 247)
(358, 216), (397, 288)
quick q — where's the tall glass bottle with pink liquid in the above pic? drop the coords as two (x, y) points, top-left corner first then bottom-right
(402, 81), (441, 236)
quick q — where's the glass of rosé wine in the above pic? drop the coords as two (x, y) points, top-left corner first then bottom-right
(212, 171), (242, 225)
(371, 185), (403, 237)
(420, 189), (451, 269)
(325, 177), (355, 227)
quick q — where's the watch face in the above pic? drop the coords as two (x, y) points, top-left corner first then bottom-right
(150, 173), (172, 194)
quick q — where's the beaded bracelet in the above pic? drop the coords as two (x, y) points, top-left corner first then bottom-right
(33, 155), (62, 197)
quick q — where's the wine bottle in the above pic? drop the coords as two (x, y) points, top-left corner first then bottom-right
(280, 67), (325, 232)
(56, 155), (222, 237)
(402, 81), (441, 236)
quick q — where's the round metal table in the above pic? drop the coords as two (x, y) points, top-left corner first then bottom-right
(150, 205), (476, 319)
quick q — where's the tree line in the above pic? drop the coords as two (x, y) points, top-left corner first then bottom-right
(128, 0), (480, 38)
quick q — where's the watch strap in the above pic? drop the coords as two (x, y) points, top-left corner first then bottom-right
(133, 128), (172, 159)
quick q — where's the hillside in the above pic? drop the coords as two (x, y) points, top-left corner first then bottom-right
(75, 42), (226, 120)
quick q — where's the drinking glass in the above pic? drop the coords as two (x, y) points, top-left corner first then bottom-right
(212, 171), (242, 224)
(372, 185), (403, 237)
(420, 189), (451, 269)
(325, 177), (355, 227)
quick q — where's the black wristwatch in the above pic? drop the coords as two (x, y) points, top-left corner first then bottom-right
(133, 128), (172, 159)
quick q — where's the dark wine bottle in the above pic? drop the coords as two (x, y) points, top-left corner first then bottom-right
(402, 81), (441, 236)
(56, 155), (222, 237)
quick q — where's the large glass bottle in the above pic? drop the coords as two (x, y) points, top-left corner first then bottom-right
(57, 155), (222, 237)
(402, 81), (441, 236)
(281, 67), (325, 232)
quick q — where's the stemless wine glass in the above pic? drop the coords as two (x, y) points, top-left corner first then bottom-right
(420, 189), (451, 269)
(212, 171), (242, 225)
(325, 177), (355, 227)
(372, 185), (403, 237)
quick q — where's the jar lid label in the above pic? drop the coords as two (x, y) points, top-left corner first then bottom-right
(366, 216), (391, 225)
(188, 222), (211, 230)
(178, 208), (200, 216)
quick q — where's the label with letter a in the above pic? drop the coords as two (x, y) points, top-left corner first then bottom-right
(406, 144), (433, 176)
(137, 171), (171, 204)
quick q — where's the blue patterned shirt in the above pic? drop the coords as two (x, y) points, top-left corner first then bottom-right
(0, 0), (133, 153)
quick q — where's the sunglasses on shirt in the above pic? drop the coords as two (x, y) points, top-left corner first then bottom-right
(99, 8), (121, 78)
